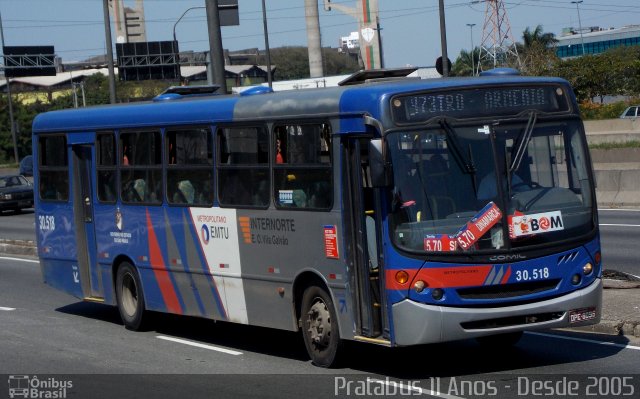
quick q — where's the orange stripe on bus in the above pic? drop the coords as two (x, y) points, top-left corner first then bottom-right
(146, 210), (182, 314)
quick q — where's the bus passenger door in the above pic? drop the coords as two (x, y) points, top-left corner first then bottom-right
(342, 138), (387, 339)
(72, 144), (102, 299)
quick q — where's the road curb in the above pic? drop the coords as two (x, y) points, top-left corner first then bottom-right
(0, 239), (37, 257)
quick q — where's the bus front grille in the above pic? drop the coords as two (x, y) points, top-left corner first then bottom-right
(456, 279), (561, 300)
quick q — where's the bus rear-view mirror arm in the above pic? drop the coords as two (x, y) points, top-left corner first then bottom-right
(369, 138), (393, 188)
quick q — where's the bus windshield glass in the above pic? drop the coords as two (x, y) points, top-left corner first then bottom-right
(388, 118), (594, 254)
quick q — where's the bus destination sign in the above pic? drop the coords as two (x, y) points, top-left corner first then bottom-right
(392, 85), (570, 123)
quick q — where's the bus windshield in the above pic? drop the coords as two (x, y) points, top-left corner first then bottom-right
(388, 117), (594, 254)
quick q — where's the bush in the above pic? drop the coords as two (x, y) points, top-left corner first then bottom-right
(579, 100), (639, 120)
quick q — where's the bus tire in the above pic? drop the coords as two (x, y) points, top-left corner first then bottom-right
(300, 285), (343, 368)
(116, 262), (147, 331)
(476, 331), (523, 347)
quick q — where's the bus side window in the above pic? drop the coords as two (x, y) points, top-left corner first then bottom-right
(97, 132), (117, 203)
(217, 126), (270, 208)
(273, 123), (332, 210)
(38, 135), (69, 202)
(119, 131), (162, 205)
(166, 128), (213, 207)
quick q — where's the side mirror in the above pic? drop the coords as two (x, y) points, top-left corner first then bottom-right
(369, 139), (392, 188)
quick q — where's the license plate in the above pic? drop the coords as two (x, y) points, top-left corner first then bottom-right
(569, 307), (597, 323)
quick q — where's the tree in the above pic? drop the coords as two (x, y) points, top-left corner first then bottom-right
(452, 48), (483, 76)
(519, 25), (559, 76)
(522, 25), (558, 49)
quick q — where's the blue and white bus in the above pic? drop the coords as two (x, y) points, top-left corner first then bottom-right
(33, 69), (602, 367)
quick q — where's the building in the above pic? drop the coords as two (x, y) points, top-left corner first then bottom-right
(109, 0), (147, 44)
(339, 32), (360, 53)
(556, 25), (640, 59)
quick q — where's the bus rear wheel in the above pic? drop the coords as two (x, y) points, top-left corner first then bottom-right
(116, 262), (147, 331)
(300, 285), (343, 368)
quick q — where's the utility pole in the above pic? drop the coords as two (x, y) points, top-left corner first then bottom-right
(438, 0), (449, 77)
(206, 0), (227, 92)
(261, 0), (272, 88)
(0, 10), (19, 163)
(323, 0), (382, 70)
(102, 0), (117, 104)
(306, 0), (324, 78)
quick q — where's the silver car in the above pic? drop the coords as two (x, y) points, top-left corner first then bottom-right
(620, 105), (639, 119)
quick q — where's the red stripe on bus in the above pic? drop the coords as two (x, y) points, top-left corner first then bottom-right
(146, 210), (182, 315)
(415, 265), (493, 288)
(386, 266), (494, 290)
(501, 266), (512, 284)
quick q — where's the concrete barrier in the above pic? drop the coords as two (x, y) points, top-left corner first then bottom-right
(584, 118), (640, 145)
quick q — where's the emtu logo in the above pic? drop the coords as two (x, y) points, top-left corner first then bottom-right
(201, 225), (210, 245)
(238, 217), (251, 243)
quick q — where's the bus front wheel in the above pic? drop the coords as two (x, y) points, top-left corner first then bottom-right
(300, 285), (343, 368)
(116, 262), (147, 331)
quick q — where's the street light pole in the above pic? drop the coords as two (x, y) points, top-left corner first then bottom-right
(467, 23), (476, 76)
(173, 6), (206, 84)
(571, 0), (586, 56)
(205, 0), (227, 92)
(0, 10), (19, 164)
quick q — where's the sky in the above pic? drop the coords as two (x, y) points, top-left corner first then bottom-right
(0, 0), (638, 70)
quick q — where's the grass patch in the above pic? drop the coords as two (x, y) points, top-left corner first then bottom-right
(589, 141), (640, 150)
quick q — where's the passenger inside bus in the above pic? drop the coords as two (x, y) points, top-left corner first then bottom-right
(172, 180), (195, 204)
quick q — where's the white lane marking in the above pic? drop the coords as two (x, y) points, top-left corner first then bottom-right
(0, 307), (16, 311)
(599, 208), (640, 212)
(369, 378), (466, 399)
(156, 335), (242, 356)
(0, 256), (39, 264)
(599, 224), (640, 227)
(527, 332), (640, 351)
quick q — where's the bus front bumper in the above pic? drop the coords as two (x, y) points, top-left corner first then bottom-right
(391, 278), (602, 346)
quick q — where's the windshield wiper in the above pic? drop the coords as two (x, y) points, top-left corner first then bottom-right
(510, 111), (538, 174)
(438, 118), (478, 196)
(438, 118), (476, 175)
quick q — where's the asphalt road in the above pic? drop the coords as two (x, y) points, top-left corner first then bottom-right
(0, 208), (35, 242)
(1, 256), (640, 399)
(598, 208), (640, 277)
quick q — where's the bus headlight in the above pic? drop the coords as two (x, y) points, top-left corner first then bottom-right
(583, 263), (593, 275)
(413, 280), (426, 293)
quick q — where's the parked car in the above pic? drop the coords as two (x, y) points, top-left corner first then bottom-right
(19, 155), (33, 177)
(620, 105), (639, 119)
(0, 175), (34, 212)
